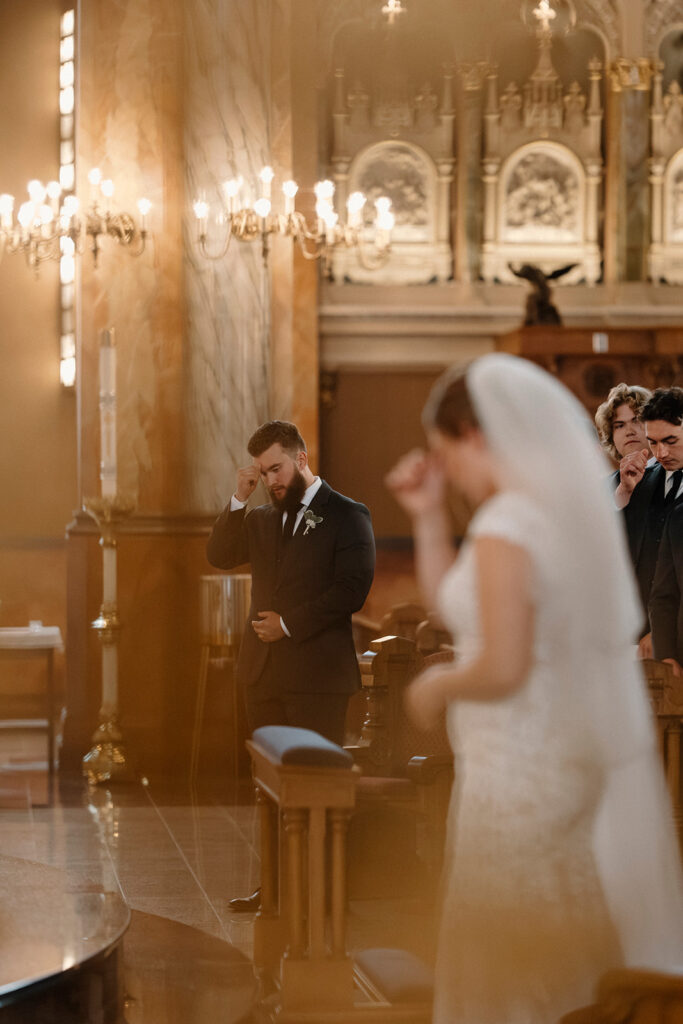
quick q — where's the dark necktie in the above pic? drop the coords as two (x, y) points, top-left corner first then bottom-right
(282, 503), (303, 543)
(665, 469), (683, 506)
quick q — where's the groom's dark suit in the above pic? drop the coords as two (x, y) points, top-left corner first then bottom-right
(616, 462), (671, 635)
(650, 501), (683, 664)
(206, 480), (375, 743)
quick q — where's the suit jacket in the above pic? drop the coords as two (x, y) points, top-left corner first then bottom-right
(617, 462), (665, 634)
(650, 501), (683, 664)
(206, 480), (375, 695)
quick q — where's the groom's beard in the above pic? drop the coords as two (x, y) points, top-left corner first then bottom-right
(269, 466), (307, 513)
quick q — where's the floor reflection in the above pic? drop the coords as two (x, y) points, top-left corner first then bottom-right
(0, 730), (437, 1022)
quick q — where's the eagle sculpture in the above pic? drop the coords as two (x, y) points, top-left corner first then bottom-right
(509, 263), (577, 326)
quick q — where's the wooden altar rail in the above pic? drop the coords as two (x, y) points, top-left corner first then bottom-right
(248, 726), (432, 1024)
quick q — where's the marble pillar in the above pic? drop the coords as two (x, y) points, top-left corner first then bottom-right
(184, 0), (272, 509)
(64, 0), (318, 776)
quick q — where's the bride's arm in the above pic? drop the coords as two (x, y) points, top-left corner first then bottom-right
(385, 449), (456, 608)
(412, 506), (457, 611)
(406, 536), (534, 726)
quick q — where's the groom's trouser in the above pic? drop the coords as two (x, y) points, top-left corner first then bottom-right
(245, 654), (349, 746)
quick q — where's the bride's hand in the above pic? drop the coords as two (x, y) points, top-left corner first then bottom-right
(385, 449), (445, 518)
(405, 666), (451, 731)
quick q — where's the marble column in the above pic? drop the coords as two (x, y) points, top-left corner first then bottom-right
(63, 0), (315, 776)
(184, 0), (272, 510)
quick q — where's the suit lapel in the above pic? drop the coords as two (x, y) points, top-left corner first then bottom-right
(628, 463), (662, 563)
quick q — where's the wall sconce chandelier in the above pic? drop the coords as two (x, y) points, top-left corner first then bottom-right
(0, 169), (150, 272)
(193, 168), (394, 272)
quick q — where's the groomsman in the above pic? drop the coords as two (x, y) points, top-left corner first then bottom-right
(598, 387), (683, 655)
(595, 383), (653, 651)
(633, 388), (683, 666)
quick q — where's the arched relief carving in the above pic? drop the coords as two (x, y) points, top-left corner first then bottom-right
(573, 0), (621, 59)
(480, 32), (603, 284)
(352, 140), (435, 244)
(664, 148), (683, 244)
(648, 59), (683, 281)
(501, 143), (584, 245)
(647, 1), (683, 56)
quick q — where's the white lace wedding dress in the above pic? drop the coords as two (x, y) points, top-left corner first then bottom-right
(433, 490), (622, 1024)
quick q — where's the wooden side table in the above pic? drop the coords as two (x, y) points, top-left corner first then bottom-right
(0, 626), (64, 779)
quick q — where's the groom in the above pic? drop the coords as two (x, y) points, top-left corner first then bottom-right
(206, 419), (375, 747)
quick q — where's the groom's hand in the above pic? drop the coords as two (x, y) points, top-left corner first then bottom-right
(252, 611), (285, 643)
(235, 465), (260, 503)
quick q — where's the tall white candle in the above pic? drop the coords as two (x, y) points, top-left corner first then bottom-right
(99, 327), (117, 498)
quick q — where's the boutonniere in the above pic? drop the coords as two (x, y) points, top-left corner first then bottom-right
(302, 509), (323, 536)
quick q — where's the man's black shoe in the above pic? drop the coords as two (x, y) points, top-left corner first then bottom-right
(228, 887), (261, 913)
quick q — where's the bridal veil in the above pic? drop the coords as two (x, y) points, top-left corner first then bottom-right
(466, 353), (683, 967)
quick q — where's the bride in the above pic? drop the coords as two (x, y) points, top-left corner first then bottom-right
(387, 354), (683, 1024)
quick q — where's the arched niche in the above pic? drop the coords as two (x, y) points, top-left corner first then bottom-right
(330, 139), (452, 283)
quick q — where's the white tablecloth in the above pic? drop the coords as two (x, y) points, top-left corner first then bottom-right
(0, 627), (63, 651)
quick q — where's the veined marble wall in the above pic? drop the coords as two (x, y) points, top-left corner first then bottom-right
(184, 0), (272, 511)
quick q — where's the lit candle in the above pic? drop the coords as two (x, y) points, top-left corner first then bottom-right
(137, 197), (151, 232)
(46, 180), (61, 215)
(99, 327), (117, 499)
(258, 165), (274, 200)
(88, 167), (101, 205)
(374, 196), (394, 250)
(193, 199), (208, 238)
(253, 197), (271, 228)
(347, 191), (366, 229)
(282, 180), (298, 216)
(0, 194), (14, 230)
(222, 177), (242, 216)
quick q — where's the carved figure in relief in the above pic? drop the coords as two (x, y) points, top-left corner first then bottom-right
(672, 170), (683, 230)
(358, 145), (429, 236)
(500, 83), (523, 132)
(509, 262), (577, 325)
(505, 153), (578, 236)
(563, 81), (586, 133)
(664, 81), (683, 138)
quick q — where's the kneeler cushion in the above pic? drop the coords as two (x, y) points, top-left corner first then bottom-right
(354, 947), (433, 1004)
(252, 725), (353, 768)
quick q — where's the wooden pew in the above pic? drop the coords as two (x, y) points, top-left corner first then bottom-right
(379, 603), (427, 643)
(560, 968), (683, 1023)
(415, 615), (453, 659)
(347, 637), (453, 894)
(247, 725), (433, 1023)
(642, 658), (683, 844)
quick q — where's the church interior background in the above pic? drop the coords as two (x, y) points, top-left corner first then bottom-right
(2, 1), (683, 1021)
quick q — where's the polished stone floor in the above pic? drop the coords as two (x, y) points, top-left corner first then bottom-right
(0, 730), (437, 1023)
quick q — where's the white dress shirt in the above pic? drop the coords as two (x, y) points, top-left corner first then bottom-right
(229, 476), (323, 636)
(664, 467), (683, 501)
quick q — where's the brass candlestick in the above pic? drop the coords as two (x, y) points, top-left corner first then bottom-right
(82, 494), (136, 784)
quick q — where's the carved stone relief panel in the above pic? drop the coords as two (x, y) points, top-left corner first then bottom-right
(355, 141), (431, 244)
(665, 150), (683, 243)
(331, 139), (451, 283)
(502, 147), (582, 244)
